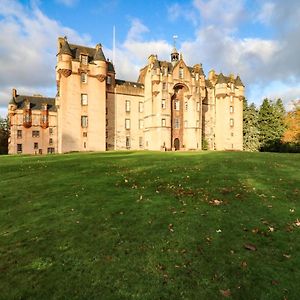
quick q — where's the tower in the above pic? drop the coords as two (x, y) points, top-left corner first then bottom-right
(56, 37), (107, 153)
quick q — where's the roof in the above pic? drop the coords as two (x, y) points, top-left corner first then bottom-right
(216, 73), (227, 84)
(235, 75), (244, 87)
(93, 44), (106, 61)
(60, 38), (73, 56)
(67, 43), (115, 72)
(115, 79), (144, 89)
(13, 95), (56, 112)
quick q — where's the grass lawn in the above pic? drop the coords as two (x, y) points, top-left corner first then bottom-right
(0, 151), (300, 299)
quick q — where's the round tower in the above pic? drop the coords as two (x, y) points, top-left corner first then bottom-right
(93, 44), (107, 82)
(56, 36), (72, 78)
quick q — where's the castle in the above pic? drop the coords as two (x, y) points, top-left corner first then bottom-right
(8, 37), (244, 154)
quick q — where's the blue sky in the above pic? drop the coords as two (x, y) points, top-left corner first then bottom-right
(1, 0), (300, 116)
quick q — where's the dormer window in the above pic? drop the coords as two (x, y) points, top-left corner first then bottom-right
(23, 100), (32, 128)
(179, 67), (184, 79)
(80, 55), (88, 65)
(81, 73), (87, 83)
(107, 75), (112, 85)
(195, 73), (199, 81)
(163, 67), (168, 76)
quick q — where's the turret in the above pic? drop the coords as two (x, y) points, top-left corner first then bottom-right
(171, 47), (179, 66)
(8, 88), (17, 111)
(93, 44), (107, 82)
(56, 36), (72, 77)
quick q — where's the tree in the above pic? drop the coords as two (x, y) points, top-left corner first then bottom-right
(282, 101), (300, 143)
(243, 99), (260, 151)
(258, 98), (286, 151)
(0, 116), (9, 154)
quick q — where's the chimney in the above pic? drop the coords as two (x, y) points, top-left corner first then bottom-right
(12, 88), (17, 99)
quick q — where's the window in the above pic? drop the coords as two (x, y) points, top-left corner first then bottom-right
(84, 142), (87, 148)
(47, 147), (55, 154)
(230, 106), (234, 113)
(139, 119), (144, 129)
(230, 96), (233, 103)
(17, 130), (22, 138)
(126, 136), (130, 149)
(163, 67), (168, 76)
(230, 118), (234, 127)
(185, 101), (188, 111)
(41, 114), (48, 124)
(23, 113), (31, 124)
(49, 128), (53, 135)
(80, 54), (88, 65)
(125, 119), (130, 130)
(179, 67), (184, 79)
(81, 73), (87, 83)
(197, 102), (200, 112)
(125, 100), (131, 112)
(231, 132), (234, 137)
(81, 94), (88, 106)
(81, 116), (88, 128)
(139, 137), (143, 148)
(34, 142), (38, 149)
(195, 73), (199, 81)
(83, 132), (87, 137)
(184, 120), (188, 128)
(162, 99), (166, 109)
(32, 130), (40, 138)
(49, 138), (53, 145)
(107, 75), (112, 85)
(161, 119), (166, 127)
(17, 144), (22, 153)
(139, 102), (144, 113)
(195, 87), (199, 94)
(106, 131), (108, 138)
(174, 118), (180, 129)
(162, 82), (167, 90)
(174, 100), (180, 110)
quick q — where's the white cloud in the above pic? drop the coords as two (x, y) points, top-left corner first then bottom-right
(193, 0), (246, 28)
(0, 0), (90, 111)
(256, 2), (275, 25)
(55, 0), (78, 7)
(167, 3), (198, 26)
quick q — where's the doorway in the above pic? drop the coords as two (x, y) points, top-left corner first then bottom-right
(174, 138), (180, 150)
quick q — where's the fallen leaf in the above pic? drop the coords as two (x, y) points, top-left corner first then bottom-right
(283, 254), (291, 259)
(209, 199), (223, 206)
(241, 261), (247, 268)
(244, 243), (257, 251)
(220, 289), (231, 297)
(294, 219), (300, 227)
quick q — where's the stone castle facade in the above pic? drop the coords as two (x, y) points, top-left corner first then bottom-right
(8, 37), (244, 154)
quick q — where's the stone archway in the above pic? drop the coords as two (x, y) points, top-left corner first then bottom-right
(174, 138), (180, 150)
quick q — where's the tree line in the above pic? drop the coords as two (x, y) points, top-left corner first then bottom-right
(243, 98), (300, 152)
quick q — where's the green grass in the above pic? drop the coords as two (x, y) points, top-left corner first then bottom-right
(0, 151), (300, 300)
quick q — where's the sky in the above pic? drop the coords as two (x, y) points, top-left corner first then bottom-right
(1, 0), (300, 117)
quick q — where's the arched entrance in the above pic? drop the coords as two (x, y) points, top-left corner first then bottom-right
(171, 83), (189, 151)
(174, 138), (180, 150)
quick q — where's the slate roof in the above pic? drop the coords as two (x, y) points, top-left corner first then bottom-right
(93, 44), (106, 61)
(235, 75), (244, 87)
(115, 79), (144, 89)
(67, 43), (115, 72)
(12, 95), (56, 112)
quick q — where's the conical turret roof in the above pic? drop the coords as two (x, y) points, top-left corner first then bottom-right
(94, 44), (106, 61)
(217, 73), (227, 84)
(235, 75), (244, 87)
(60, 37), (73, 56)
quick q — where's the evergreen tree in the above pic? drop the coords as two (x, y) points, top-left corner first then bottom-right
(243, 99), (260, 151)
(0, 116), (9, 155)
(258, 98), (286, 151)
